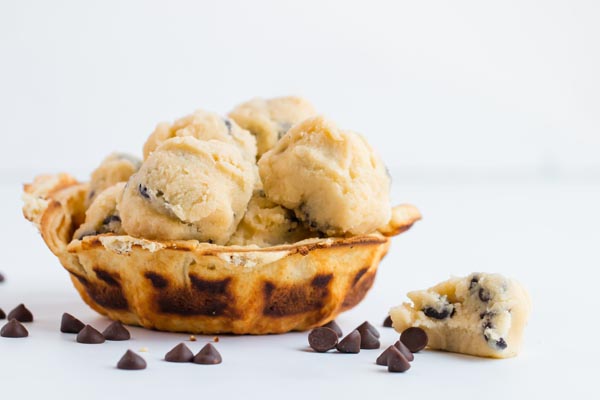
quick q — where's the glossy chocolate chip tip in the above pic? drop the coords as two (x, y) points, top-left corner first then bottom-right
(193, 343), (222, 365)
(102, 321), (131, 341)
(76, 325), (105, 344)
(117, 350), (147, 370)
(165, 343), (194, 363)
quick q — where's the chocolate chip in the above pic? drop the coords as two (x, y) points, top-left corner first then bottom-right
(224, 119), (232, 133)
(193, 343), (222, 365)
(322, 320), (343, 337)
(102, 321), (130, 341)
(102, 215), (121, 225)
(383, 316), (393, 328)
(0, 308), (5, 319)
(165, 343), (194, 363)
(336, 330), (361, 353)
(356, 321), (380, 338)
(400, 327), (428, 353)
(76, 325), (105, 344)
(7, 304), (33, 322)
(394, 340), (414, 361)
(469, 276), (479, 290)
(60, 313), (85, 333)
(376, 345), (399, 366)
(138, 184), (151, 199)
(0, 272), (5, 282)
(496, 338), (508, 350)
(1, 319), (28, 338)
(423, 306), (453, 320)
(387, 346), (411, 373)
(308, 327), (338, 352)
(358, 328), (380, 350)
(117, 350), (147, 370)
(478, 288), (491, 302)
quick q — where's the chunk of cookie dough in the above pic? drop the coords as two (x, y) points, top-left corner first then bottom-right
(74, 183), (127, 240)
(87, 153), (141, 207)
(258, 116), (391, 237)
(390, 273), (532, 358)
(227, 190), (315, 247)
(119, 137), (255, 244)
(143, 109), (257, 161)
(228, 96), (317, 158)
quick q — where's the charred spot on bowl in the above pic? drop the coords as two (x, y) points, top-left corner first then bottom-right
(138, 184), (151, 199)
(342, 267), (377, 310)
(145, 271), (169, 289)
(263, 274), (333, 317)
(353, 267), (369, 286)
(93, 268), (121, 287)
(70, 272), (129, 311)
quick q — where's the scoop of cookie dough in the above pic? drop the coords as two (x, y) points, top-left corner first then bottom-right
(389, 273), (532, 358)
(87, 153), (141, 207)
(74, 183), (127, 240)
(143, 109), (257, 161)
(227, 190), (315, 247)
(119, 137), (255, 244)
(228, 96), (317, 158)
(258, 116), (391, 236)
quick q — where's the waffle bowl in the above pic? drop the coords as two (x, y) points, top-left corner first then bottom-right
(22, 174), (421, 334)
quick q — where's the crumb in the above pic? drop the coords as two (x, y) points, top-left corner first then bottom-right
(189, 335), (197, 342)
(213, 336), (220, 343)
(139, 347), (149, 352)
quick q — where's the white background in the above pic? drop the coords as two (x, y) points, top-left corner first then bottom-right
(0, 0), (598, 398)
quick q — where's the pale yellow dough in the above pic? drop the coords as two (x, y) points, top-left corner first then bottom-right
(390, 273), (532, 358)
(229, 96), (317, 158)
(258, 116), (391, 236)
(74, 183), (126, 240)
(227, 191), (315, 247)
(143, 109), (257, 161)
(119, 137), (256, 244)
(87, 153), (140, 207)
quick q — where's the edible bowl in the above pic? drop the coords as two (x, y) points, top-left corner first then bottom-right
(22, 174), (420, 334)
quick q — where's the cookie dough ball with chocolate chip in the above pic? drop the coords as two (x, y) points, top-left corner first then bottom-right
(143, 109), (257, 161)
(119, 137), (256, 244)
(227, 191), (315, 247)
(87, 153), (141, 207)
(258, 116), (391, 236)
(389, 273), (532, 358)
(229, 96), (317, 158)
(74, 183), (127, 240)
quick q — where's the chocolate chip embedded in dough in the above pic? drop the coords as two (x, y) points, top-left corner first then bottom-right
(102, 321), (130, 341)
(7, 304), (33, 323)
(322, 320), (343, 337)
(60, 313), (85, 334)
(308, 327), (338, 353)
(165, 343), (194, 363)
(495, 338), (508, 350)
(423, 306), (453, 320)
(1, 319), (28, 338)
(387, 346), (411, 373)
(138, 184), (151, 199)
(193, 343), (222, 365)
(117, 350), (147, 370)
(336, 330), (361, 354)
(478, 288), (491, 302)
(400, 327), (428, 353)
(76, 325), (105, 344)
(383, 316), (393, 328)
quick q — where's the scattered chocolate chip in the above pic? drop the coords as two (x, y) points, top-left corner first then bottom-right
(308, 327), (339, 353)
(336, 330), (361, 353)
(376, 346), (396, 366)
(193, 343), (222, 365)
(478, 288), (491, 302)
(102, 321), (130, 341)
(117, 350), (147, 370)
(0, 272), (5, 282)
(423, 306), (453, 320)
(322, 320), (343, 337)
(383, 316), (393, 328)
(60, 313), (85, 333)
(495, 338), (508, 350)
(356, 321), (380, 338)
(7, 304), (33, 322)
(400, 327), (428, 353)
(394, 340), (414, 362)
(358, 328), (380, 350)
(76, 325), (105, 344)
(1, 319), (28, 338)
(165, 343), (194, 363)
(0, 308), (5, 319)
(387, 346), (411, 373)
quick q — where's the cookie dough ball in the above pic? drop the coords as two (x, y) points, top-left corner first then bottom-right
(227, 190), (315, 247)
(229, 96), (317, 158)
(258, 116), (391, 236)
(389, 273), (532, 358)
(74, 183), (127, 240)
(119, 137), (256, 244)
(143, 109), (257, 161)
(87, 153), (141, 207)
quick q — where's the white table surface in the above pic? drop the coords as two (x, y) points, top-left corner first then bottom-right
(1, 175), (598, 398)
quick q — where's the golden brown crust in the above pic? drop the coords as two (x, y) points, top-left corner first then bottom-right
(22, 174), (420, 334)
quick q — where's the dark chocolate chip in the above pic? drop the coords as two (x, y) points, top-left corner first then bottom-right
(423, 306), (453, 320)
(376, 345), (399, 366)
(383, 316), (393, 328)
(0, 272), (5, 282)
(102, 215), (121, 225)
(117, 350), (147, 370)
(138, 184), (151, 199)
(356, 321), (380, 338)
(1, 319), (28, 338)
(400, 327), (428, 353)
(496, 338), (508, 350)
(322, 320), (343, 337)
(387, 346), (411, 373)
(224, 119), (232, 133)
(0, 308), (5, 319)
(336, 330), (361, 354)
(76, 325), (105, 344)
(88, 190), (96, 199)
(102, 321), (130, 341)
(7, 304), (33, 322)
(60, 313), (85, 333)
(165, 343), (194, 363)
(394, 340), (415, 361)
(478, 288), (491, 302)
(308, 327), (338, 352)
(358, 328), (380, 350)
(469, 276), (479, 290)
(193, 343), (222, 365)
